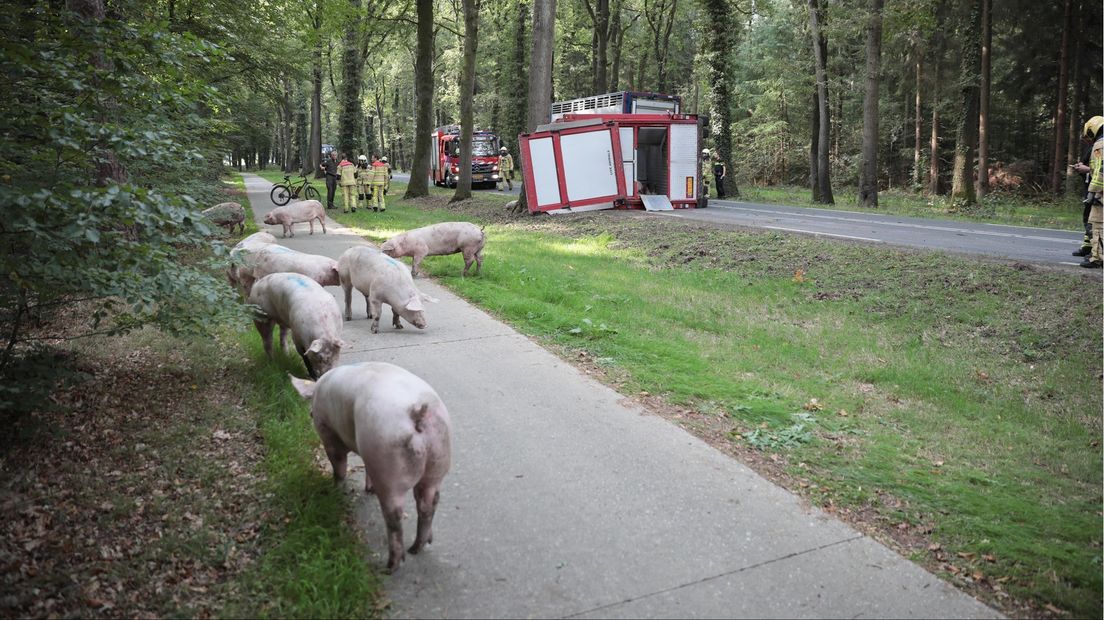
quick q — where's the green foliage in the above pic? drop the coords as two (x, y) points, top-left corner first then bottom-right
(0, 9), (246, 414)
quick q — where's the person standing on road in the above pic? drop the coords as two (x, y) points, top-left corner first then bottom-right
(701, 148), (712, 198)
(498, 146), (515, 191)
(337, 153), (357, 213)
(355, 154), (371, 211)
(712, 152), (727, 199)
(320, 150), (339, 210)
(381, 156), (392, 195)
(1072, 116), (1103, 258)
(369, 154), (388, 212)
(1081, 116), (1104, 269)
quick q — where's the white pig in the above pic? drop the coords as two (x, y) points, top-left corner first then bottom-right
(227, 232), (278, 292)
(263, 199), (327, 238)
(380, 222), (485, 277)
(238, 245), (340, 296)
(289, 362), (452, 573)
(337, 246), (436, 333)
(248, 272), (345, 379)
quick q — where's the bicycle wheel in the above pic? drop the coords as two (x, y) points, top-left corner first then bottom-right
(304, 185), (321, 201)
(270, 184), (291, 206)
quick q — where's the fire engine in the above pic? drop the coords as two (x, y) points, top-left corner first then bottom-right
(519, 92), (704, 215)
(429, 125), (502, 189)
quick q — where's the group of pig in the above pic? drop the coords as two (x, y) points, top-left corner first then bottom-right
(226, 218), (486, 573)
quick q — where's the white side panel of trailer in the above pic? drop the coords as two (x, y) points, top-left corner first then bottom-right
(668, 123), (698, 200)
(560, 131), (619, 202)
(528, 137), (562, 207)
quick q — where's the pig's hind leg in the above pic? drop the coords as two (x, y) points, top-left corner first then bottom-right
(408, 481), (441, 555)
(315, 422), (350, 482)
(377, 491), (408, 573)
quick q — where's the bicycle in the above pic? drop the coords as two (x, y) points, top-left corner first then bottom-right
(270, 175), (321, 206)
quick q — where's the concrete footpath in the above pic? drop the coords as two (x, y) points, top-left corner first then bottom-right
(241, 174), (999, 619)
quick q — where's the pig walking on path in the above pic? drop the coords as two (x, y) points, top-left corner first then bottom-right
(247, 272), (345, 379)
(202, 201), (246, 235)
(338, 245), (435, 333)
(263, 199), (327, 238)
(289, 362), (452, 573)
(238, 245), (339, 296)
(381, 221), (485, 277)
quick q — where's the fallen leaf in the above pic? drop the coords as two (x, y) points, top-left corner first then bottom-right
(1044, 604), (1065, 615)
(837, 409), (849, 417)
(792, 269), (805, 283)
(957, 551), (976, 560)
(932, 460), (944, 467)
(928, 543), (942, 552)
(802, 398), (823, 411)
(983, 554), (996, 563)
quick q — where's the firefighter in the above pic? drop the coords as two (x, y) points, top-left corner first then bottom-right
(355, 154), (371, 211)
(712, 152), (727, 199)
(700, 149), (711, 196)
(1072, 116), (1104, 258)
(337, 153), (357, 213)
(319, 150), (339, 210)
(1081, 116), (1104, 269)
(380, 156), (392, 195)
(498, 146), (515, 191)
(369, 154), (389, 212)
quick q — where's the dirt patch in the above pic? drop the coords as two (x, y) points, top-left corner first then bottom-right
(1, 310), (266, 617)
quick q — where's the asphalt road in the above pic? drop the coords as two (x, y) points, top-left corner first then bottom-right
(394, 171), (1082, 268)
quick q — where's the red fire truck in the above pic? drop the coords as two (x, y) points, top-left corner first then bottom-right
(429, 125), (502, 189)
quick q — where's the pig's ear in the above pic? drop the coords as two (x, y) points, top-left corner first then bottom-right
(288, 373), (316, 400)
(307, 339), (325, 354)
(404, 295), (425, 312)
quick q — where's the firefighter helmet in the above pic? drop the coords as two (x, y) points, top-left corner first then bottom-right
(358, 155), (368, 162)
(500, 146), (508, 153)
(1083, 116), (1104, 138)
(380, 156), (388, 163)
(702, 149), (710, 156)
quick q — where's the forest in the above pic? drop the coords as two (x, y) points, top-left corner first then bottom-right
(209, 0), (1102, 206)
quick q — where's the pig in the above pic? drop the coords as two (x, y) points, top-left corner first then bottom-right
(289, 362), (451, 573)
(247, 272), (345, 379)
(227, 232), (278, 292)
(337, 246), (437, 333)
(263, 199), (327, 238)
(238, 245), (340, 296)
(381, 222), (485, 277)
(202, 201), (246, 235)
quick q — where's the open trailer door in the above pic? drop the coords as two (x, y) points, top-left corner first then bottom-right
(519, 119), (626, 214)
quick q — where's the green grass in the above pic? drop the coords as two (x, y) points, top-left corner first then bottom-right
(307, 173), (1101, 617)
(228, 172), (382, 617)
(740, 184), (1085, 229)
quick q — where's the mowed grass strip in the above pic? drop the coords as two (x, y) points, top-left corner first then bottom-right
(229, 172), (383, 617)
(312, 175), (1102, 617)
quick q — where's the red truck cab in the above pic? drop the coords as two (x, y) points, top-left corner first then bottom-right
(430, 125), (502, 189)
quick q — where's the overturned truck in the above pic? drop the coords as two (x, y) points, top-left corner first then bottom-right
(519, 92), (705, 215)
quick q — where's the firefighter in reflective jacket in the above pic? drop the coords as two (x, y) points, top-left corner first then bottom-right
(1082, 117), (1104, 268)
(337, 153), (357, 213)
(369, 155), (389, 212)
(498, 146), (514, 191)
(355, 155), (371, 211)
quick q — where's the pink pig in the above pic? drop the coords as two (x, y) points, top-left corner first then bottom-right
(263, 199), (327, 238)
(337, 246), (437, 333)
(247, 272), (345, 379)
(380, 222), (485, 277)
(289, 362), (452, 573)
(239, 245), (340, 296)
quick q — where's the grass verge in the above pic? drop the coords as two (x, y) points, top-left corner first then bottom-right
(740, 184), (1085, 229)
(301, 172), (1102, 618)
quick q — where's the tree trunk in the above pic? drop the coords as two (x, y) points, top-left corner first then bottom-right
(928, 0), (947, 195)
(859, 0), (883, 208)
(976, 0), (991, 196)
(68, 0), (128, 186)
(405, 0), (435, 198)
(1049, 0), (1073, 193)
(374, 89), (386, 157)
(515, 0), (556, 213)
(913, 55), (922, 188)
(294, 86), (308, 174)
(280, 77), (294, 172)
(950, 0), (982, 204)
(1065, 0), (1084, 195)
(808, 0), (832, 203)
(810, 90), (821, 202)
(452, 0), (479, 202)
(338, 0), (363, 158)
(505, 0), (527, 164)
